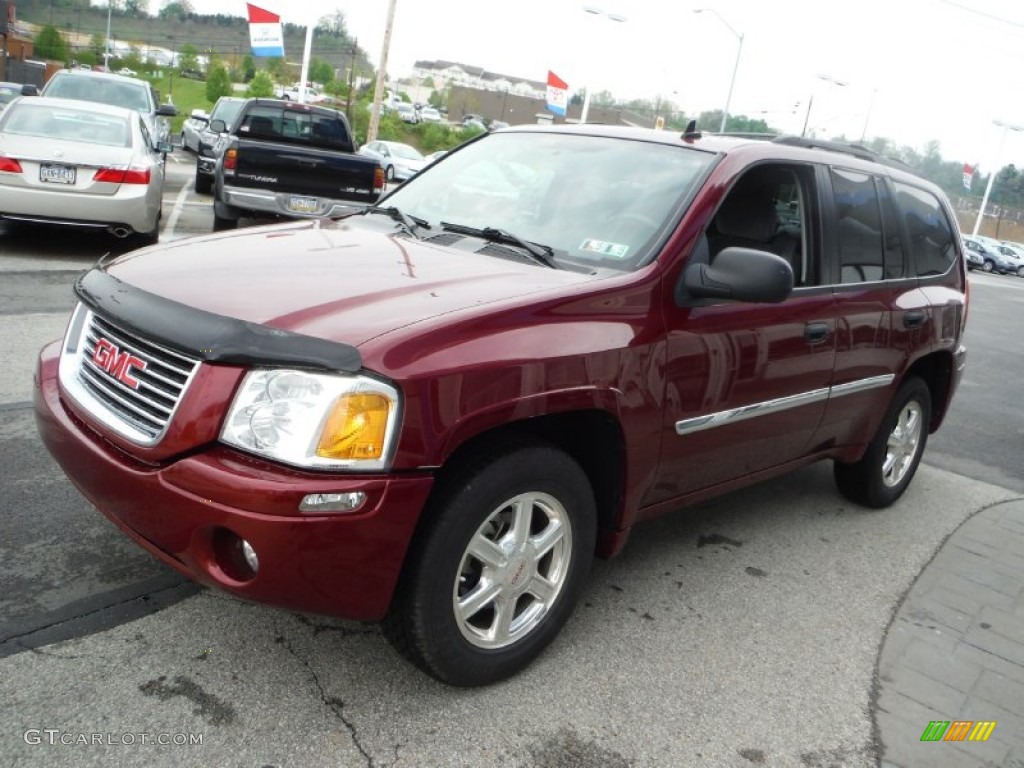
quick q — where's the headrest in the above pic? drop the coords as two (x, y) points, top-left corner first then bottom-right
(714, 184), (778, 242)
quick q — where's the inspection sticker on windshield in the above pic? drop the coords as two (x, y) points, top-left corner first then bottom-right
(579, 239), (629, 259)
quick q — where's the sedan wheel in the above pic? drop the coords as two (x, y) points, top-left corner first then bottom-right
(982, 260), (994, 272)
(383, 442), (596, 686)
(1018, 266), (1024, 277)
(386, 165), (395, 182)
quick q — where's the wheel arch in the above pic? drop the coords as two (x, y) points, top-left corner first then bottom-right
(425, 409), (627, 560)
(902, 350), (956, 432)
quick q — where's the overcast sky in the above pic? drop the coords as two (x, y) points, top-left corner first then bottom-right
(110, 0), (1024, 170)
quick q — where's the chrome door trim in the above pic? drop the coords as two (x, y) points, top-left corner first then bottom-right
(675, 374), (896, 436)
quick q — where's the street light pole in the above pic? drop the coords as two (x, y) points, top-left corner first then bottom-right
(693, 9), (743, 133)
(579, 6), (626, 124)
(973, 120), (1024, 236)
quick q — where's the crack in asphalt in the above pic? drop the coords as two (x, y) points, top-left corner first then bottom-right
(275, 633), (375, 768)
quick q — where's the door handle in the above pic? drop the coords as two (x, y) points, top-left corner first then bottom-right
(903, 310), (927, 329)
(804, 322), (830, 344)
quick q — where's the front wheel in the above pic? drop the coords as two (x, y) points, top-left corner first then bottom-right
(982, 260), (994, 272)
(834, 377), (931, 508)
(1017, 265), (1024, 277)
(385, 164), (395, 182)
(383, 442), (597, 686)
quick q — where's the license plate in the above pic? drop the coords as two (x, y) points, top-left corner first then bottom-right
(40, 164), (76, 185)
(287, 195), (319, 214)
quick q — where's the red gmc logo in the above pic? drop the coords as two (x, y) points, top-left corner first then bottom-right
(92, 338), (147, 390)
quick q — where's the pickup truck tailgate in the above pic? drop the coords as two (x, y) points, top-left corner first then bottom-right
(232, 139), (379, 203)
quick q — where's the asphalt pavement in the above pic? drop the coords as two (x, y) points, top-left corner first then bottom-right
(0, 162), (1022, 767)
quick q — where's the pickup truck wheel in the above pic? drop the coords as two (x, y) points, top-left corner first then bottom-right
(194, 168), (212, 195)
(212, 201), (239, 231)
(383, 442), (596, 686)
(834, 377), (931, 508)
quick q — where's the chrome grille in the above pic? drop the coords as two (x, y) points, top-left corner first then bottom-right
(60, 305), (200, 445)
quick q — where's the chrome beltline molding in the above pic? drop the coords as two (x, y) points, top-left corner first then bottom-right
(675, 374), (896, 436)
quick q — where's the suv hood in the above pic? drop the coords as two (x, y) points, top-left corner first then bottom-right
(104, 219), (593, 347)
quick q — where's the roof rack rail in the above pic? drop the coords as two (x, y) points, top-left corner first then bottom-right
(772, 135), (915, 173)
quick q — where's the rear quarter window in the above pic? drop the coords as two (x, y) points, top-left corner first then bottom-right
(892, 182), (957, 276)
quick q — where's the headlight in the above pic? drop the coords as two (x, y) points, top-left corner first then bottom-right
(221, 369), (400, 470)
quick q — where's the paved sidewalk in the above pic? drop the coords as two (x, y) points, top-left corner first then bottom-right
(875, 498), (1024, 768)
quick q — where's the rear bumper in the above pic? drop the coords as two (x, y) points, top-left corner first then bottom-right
(34, 340), (434, 622)
(0, 184), (158, 234)
(221, 183), (375, 219)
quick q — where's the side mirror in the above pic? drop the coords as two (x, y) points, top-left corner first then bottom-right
(157, 104), (178, 117)
(210, 119), (227, 133)
(21, 84), (39, 96)
(677, 247), (793, 305)
(156, 140), (173, 155)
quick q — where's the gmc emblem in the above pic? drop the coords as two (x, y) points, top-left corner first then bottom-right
(92, 338), (147, 390)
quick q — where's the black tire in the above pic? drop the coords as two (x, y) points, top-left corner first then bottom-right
(385, 165), (395, 182)
(383, 442), (597, 686)
(834, 377), (931, 508)
(982, 260), (994, 272)
(133, 209), (161, 247)
(1017, 266), (1024, 278)
(212, 199), (239, 231)
(194, 169), (212, 195)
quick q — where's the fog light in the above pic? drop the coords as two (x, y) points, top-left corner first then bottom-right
(241, 539), (259, 572)
(299, 491), (366, 514)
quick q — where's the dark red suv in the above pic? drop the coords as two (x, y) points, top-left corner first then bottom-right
(35, 125), (968, 686)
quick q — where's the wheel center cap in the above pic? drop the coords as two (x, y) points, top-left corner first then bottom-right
(505, 555), (530, 590)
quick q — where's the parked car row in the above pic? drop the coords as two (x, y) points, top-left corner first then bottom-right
(962, 234), (1024, 276)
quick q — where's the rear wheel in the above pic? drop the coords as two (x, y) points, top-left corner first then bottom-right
(212, 200), (238, 231)
(834, 377), (931, 508)
(383, 442), (596, 686)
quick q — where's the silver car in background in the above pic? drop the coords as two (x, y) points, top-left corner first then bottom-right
(40, 69), (177, 147)
(0, 97), (169, 245)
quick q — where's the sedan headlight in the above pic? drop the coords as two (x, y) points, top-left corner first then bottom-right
(221, 369), (400, 470)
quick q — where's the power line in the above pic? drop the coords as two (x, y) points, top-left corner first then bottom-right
(933, 0), (1024, 29)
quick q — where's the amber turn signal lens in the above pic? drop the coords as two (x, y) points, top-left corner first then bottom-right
(316, 393), (392, 460)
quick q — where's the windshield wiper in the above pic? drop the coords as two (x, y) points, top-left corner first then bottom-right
(366, 205), (428, 239)
(440, 221), (557, 269)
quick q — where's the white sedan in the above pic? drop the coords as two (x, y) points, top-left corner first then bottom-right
(357, 140), (427, 182)
(0, 96), (168, 245)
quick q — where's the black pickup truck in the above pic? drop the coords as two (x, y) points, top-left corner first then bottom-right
(209, 98), (384, 230)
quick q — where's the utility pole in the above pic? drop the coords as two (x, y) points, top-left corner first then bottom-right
(366, 0), (397, 144)
(345, 37), (357, 122)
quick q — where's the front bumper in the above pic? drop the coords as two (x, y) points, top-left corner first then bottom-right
(34, 341), (434, 622)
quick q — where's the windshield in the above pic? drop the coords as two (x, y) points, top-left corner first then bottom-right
(211, 99), (244, 127)
(1, 102), (129, 146)
(44, 75), (151, 113)
(382, 131), (714, 271)
(387, 143), (423, 161)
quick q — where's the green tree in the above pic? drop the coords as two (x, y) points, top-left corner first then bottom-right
(309, 58), (334, 85)
(88, 32), (106, 59)
(264, 56), (288, 80)
(35, 25), (70, 62)
(246, 71), (275, 98)
(206, 65), (232, 102)
(241, 54), (256, 83)
(177, 43), (199, 75)
(124, 0), (149, 16)
(317, 10), (347, 38)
